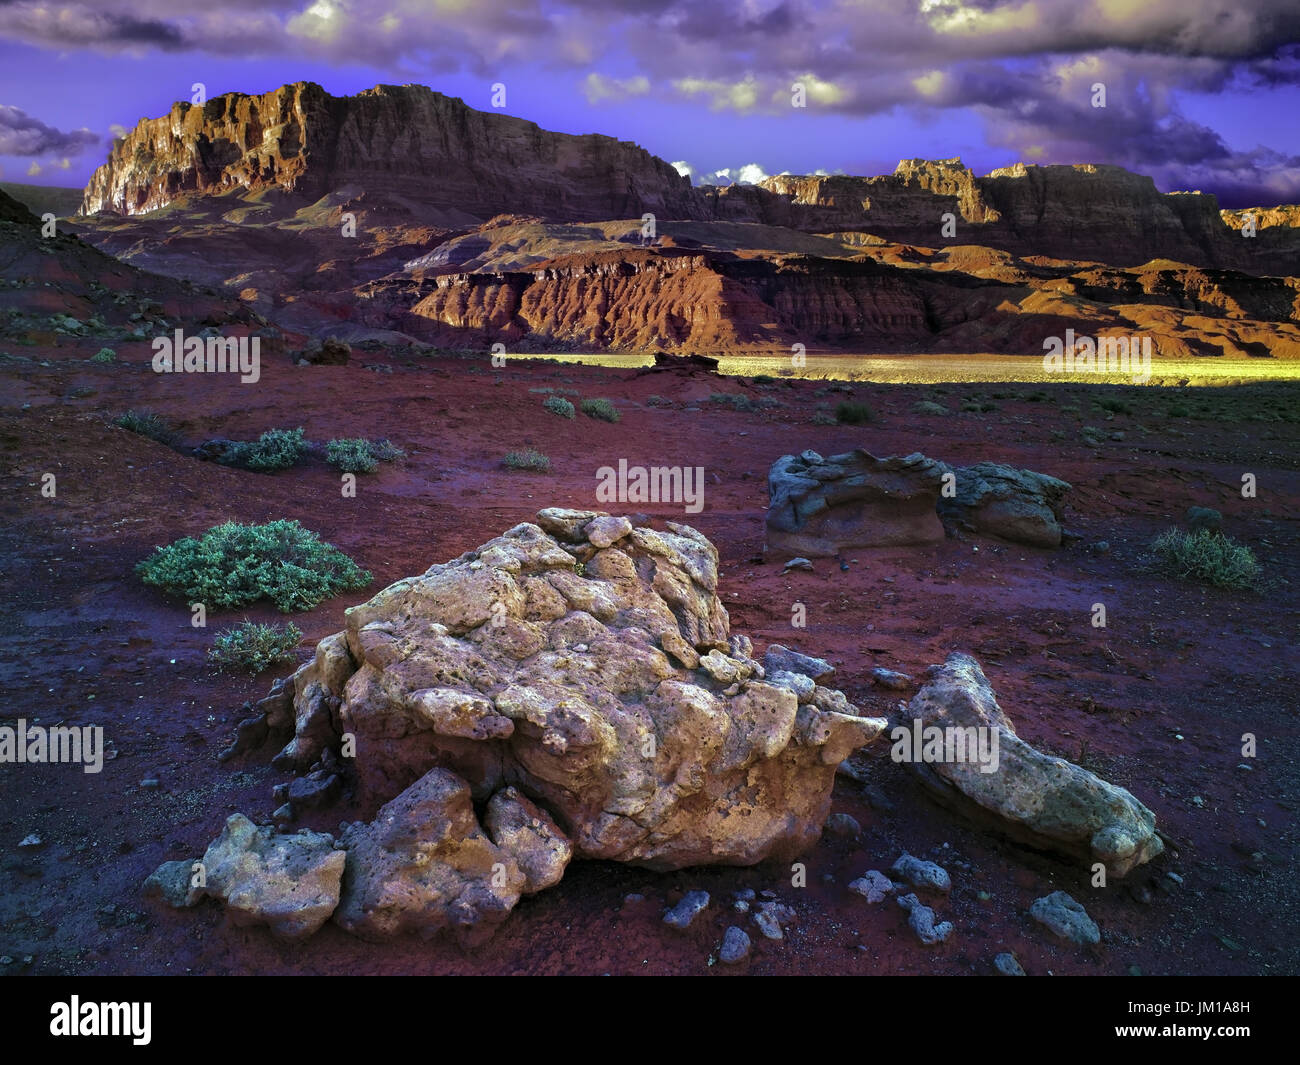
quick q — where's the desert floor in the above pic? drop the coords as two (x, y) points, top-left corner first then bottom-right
(1, 341), (1296, 975)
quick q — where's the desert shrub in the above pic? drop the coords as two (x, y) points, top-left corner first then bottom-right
(710, 393), (757, 412)
(1143, 528), (1260, 590)
(835, 401), (873, 424)
(1166, 402), (1190, 417)
(581, 397), (620, 422)
(208, 620), (303, 673)
(544, 395), (576, 419)
(137, 519), (371, 612)
(752, 374), (775, 384)
(222, 427), (309, 472)
(326, 437), (405, 473)
(811, 411), (837, 425)
(911, 400), (948, 416)
(645, 395), (673, 407)
(367, 439), (405, 463)
(326, 438), (377, 473)
(1094, 396), (1133, 414)
(116, 408), (175, 445)
(504, 448), (551, 471)
(90, 347), (116, 364)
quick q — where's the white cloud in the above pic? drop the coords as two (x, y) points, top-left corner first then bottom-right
(672, 74), (760, 112)
(582, 72), (651, 104)
(693, 163), (770, 187)
(670, 160), (693, 178)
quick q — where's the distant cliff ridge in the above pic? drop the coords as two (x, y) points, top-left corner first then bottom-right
(83, 81), (1298, 272)
(82, 81), (704, 223)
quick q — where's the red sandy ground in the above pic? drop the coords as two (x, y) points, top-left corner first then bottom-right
(1, 341), (1296, 976)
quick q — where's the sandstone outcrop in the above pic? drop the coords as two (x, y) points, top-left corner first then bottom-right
(714, 159), (1296, 273)
(390, 247), (933, 351)
(162, 513), (888, 942)
(83, 81), (703, 223)
(267, 510), (888, 871)
(766, 449), (949, 556)
(904, 653), (1163, 877)
(936, 462), (1072, 547)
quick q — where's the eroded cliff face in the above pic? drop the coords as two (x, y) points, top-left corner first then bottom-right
(83, 82), (704, 223)
(719, 160), (1289, 272)
(362, 234), (1300, 357)
(68, 82), (1300, 353)
(368, 248), (940, 351)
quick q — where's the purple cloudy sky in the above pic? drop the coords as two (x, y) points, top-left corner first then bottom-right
(1, 0), (1298, 207)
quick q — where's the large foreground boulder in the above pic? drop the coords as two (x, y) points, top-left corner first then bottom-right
(767, 449), (950, 556)
(269, 510), (887, 872)
(936, 462), (1071, 547)
(902, 653), (1163, 877)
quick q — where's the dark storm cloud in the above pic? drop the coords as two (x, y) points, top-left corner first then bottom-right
(0, 0), (185, 50)
(0, 104), (99, 155)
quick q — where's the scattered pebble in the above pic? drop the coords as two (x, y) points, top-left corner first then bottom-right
(824, 812), (861, 837)
(719, 926), (751, 964)
(897, 893), (953, 945)
(1030, 891), (1100, 946)
(18, 834), (42, 848)
(663, 890), (710, 930)
(871, 667), (914, 691)
(848, 870), (894, 904)
(752, 901), (795, 941)
(140, 778), (160, 789)
(891, 851), (952, 893)
(994, 952), (1025, 976)
(782, 557), (814, 574)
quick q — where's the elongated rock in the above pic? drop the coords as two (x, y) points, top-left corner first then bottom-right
(904, 653), (1163, 877)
